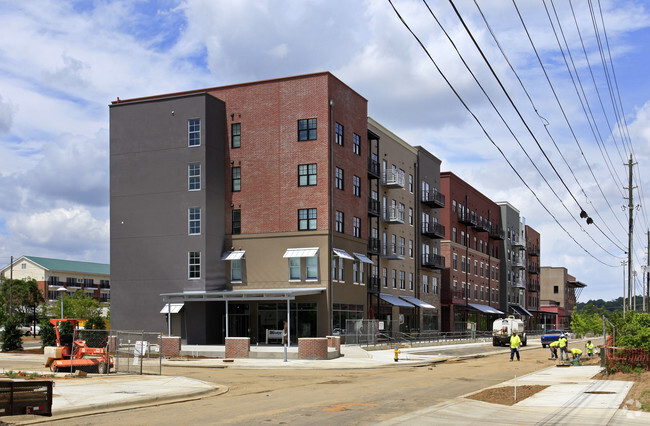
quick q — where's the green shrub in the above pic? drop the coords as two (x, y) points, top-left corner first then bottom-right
(39, 318), (57, 348)
(1, 317), (23, 351)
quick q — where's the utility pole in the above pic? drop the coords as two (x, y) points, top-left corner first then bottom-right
(625, 155), (636, 313)
(9, 255), (13, 318)
(621, 260), (627, 318)
(647, 230), (649, 312)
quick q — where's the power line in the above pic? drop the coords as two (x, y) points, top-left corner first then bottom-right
(387, 0), (619, 267)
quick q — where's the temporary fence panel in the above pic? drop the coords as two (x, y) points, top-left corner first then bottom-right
(110, 331), (162, 375)
(604, 346), (650, 372)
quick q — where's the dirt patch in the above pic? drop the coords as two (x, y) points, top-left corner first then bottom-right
(592, 370), (650, 412)
(467, 385), (549, 405)
(5, 347), (44, 354)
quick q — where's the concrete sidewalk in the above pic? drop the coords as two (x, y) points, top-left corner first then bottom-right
(3, 344), (649, 424)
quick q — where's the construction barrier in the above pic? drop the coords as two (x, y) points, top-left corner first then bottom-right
(603, 346), (650, 372)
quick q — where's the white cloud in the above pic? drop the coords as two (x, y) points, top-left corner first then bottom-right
(0, 95), (13, 134)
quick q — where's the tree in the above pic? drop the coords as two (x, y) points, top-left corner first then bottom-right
(84, 315), (106, 330)
(39, 318), (57, 348)
(570, 307), (603, 337)
(1, 316), (23, 351)
(48, 290), (102, 319)
(616, 312), (650, 351)
(0, 277), (45, 324)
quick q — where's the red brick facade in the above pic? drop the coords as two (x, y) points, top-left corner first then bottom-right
(298, 337), (328, 360)
(225, 337), (251, 358)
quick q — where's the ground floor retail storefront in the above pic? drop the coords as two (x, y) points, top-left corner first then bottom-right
(441, 303), (504, 332)
(161, 288), (327, 345)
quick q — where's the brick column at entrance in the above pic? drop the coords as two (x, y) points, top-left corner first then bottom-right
(225, 337), (250, 358)
(298, 338), (328, 360)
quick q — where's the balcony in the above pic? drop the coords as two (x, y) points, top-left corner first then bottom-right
(527, 263), (540, 274)
(382, 243), (405, 260)
(368, 198), (380, 217)
(367, 276), (380, 293)
(458, 209), (477, 226)
(383, 206), (405, 224)
(511, 256), (525, 269)
(512, 277), (526, 289)
(368, 157), (380, 179)
(527, 282), (540, 293)
(381, 169), (405, 188)
(527, 244), (540, 256)
(421, 221), (445, 239)
(422, 253), (445, 270)
(473, 217), (490, 232)
(367, 237), (380, 255)
(421, 188), (445, 208)
(511, 236), (525, 249)
(489, 224), (505, 240)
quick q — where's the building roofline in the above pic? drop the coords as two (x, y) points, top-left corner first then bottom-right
(368, 117), (417, 154)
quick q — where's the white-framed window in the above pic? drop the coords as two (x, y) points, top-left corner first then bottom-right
(360, 262), (365, 284)
(231, 259), (242, 282)
(409, 240), (413, 258)
(453, 253), (458, 270)
(432, 276), (438, 295)
(474, 260), (478, 275)
(409, 207), (413, 225)
(189, 207), (201, 235)
(188, 118), (200, 146)
(409, 272), (414, 290)
(423, 275), (429, 294)
(339, 257), (344, 281)
(332, 258), (338, 281)
(289, 257), (301, 281)
(392, 269), (397, 288)
(188, 163), (201, 191)
(353, 133), (360, 155)
(461, 256), (466, 272)
(399, 271), (405, 289)
(353, 262), (359, 283)
(382, 267), (388, 287)
(306, 256), (318, 280)
(353, 217), (361, 238)
(188, 251), (200, 279)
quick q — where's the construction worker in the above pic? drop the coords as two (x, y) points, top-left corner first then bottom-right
(509, 331), (521, 361)
(570, 347), (583, 362)
(548, 340), (560, 360)
(585, 340), (594, 357)
(558, 334), (568, 360)
(394, 345), (400, 362)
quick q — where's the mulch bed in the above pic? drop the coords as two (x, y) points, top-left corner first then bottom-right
(467, 385), (549, 405)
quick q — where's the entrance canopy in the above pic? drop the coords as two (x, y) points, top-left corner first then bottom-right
(510, 304), (533, 317)
(401, 296), (436, 309)
(160, 303), (184, 314)
(221, 250), (245, 260)
(379, 294), (415, 307)
(161, 287), (326, 303)
(468, 303), (503, 315)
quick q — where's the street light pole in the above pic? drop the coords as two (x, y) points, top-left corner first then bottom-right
(57, 287), (67, 318)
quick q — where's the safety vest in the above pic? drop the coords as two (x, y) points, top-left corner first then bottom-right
(571, 348), (582, 355)
(559, 337), (567, 348)
(586, 343), (594, 353)
(510, 334), (521, 349)
(549, 341), (560, 348)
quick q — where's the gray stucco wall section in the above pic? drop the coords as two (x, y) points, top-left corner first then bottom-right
(109, 94), (226, 333)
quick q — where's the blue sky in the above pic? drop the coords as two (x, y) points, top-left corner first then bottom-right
(1, 0), (649, 303)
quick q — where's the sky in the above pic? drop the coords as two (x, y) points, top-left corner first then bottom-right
(1, 0), (649, 304)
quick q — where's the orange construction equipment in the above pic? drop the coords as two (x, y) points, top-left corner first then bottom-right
(44, 318), (113, 374)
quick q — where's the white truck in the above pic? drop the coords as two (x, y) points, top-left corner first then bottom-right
(492, 316), (527, 347)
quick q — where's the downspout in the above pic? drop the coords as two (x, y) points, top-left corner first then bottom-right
(329, 99), (335, 335)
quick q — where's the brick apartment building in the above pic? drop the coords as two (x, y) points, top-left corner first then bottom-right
(439, 172), (504, 332)
(110, 72), (446, 344)
(525, 224), (541, 329)
(0, 256), (110, 304)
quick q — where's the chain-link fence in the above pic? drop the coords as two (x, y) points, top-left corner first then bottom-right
(344, 319), (381, 345)
(110, 331), (162, 375)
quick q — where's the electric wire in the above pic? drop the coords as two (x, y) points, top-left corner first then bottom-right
(471, 0), (627, 251)
(440, 0), (625, 255)
(386, 0), (619, 267)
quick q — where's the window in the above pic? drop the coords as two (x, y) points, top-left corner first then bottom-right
(480, 286), (484, 301)
(480, 262), (484, 277)
(408, 174), (413, 193)
(392, 269), (397, 288)
(360, 261), (365, 284)
(452, 227), (457, 243)
(432, 276), (438, 295)
(231, 259), (242, 281)
(475, 285), (479, 300)
(461, 231), (465, 246)
(332, 257), (338, 281)
(232, 210), (241, 234)
(409, 207), (413, 225)
(423, 275), (429, 294)
(409, 272), (414, 290)
(232, 167), (241, 192)
(305, 256), (318, 280)
(474, 236), (477, 250)
(353, 175), (360, 197)
(298, 208), (317, 230)
(188, 251), (200, 279)
(353, 262), (359, 283)
(474, 260), (478, 275)
(353, 133), (360, 155)
(189, 207), (201, 235)
(188, 118), (200, 146)
(554, 285), (559, 294)
(452, 200), (457, 212)
(231, 123), (241, 148)
(382, 267), (388, 287)
(399, 271), (405, 289)
(399, 237), (405, 256)
(298, 118), (317, 141)
(409, 240), (413, 258)
(353, 216), (361, 237)
(335, 167), (344, 190)
(289, 258), (301, 280)
(339, 258), (344, 281)
(461, 256), (466, 272)
(336, 211), (344, 233)
(188, 163), (201, 191)
(335, 122), (344, 145)
(453, 253), (458, 270)
(298, 164), (317, 186)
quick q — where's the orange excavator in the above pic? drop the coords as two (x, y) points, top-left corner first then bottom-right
(44, 318), (113, 374)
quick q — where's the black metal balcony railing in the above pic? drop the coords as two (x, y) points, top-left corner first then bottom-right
(421, 221), (445, 239)
(489, 224), (505, 240)
(527, 283), (540, 293)
(422, 253), (445, 270)
(368, 198), (380, 217)
(383, 243), (406, 260)
(421, 188), (445, 208)
(367, 276), (380, 293)
(511, 236), (525, 248)
(473, 217), (490, 232)
(527, 263), (540, 274)
(368, 157), (380, 179)
(458, 209), (477, 226)
(100, 283), (111, 289)
(367, 238), (380, 254)
(527, 244), (540, 256)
